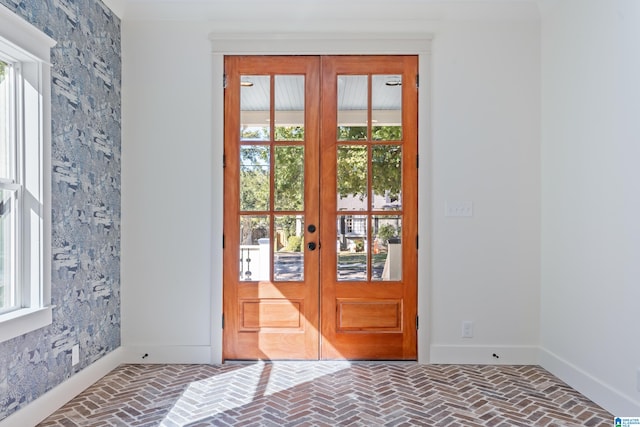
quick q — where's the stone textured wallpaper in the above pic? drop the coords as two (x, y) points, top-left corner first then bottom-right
(0, 0), (120, 420)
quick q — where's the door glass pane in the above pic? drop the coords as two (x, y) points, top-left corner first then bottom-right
(239, 215), (270, 281)
(274, 215), (304, 281)
(372, 75), (402, 141)
(371, 145), (402, 210)
(337, 145), (367, 211)
(240, 75), (270, 141)
(274, 146), (304, 211)
(337, 215), (367, 281)
(372, 215), (402, 281)
(275, 75), (304, 141)
(240, 145), (270, 211)
(337, 75), (367, 141)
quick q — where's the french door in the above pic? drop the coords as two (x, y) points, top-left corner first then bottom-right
(223, 55), (418, 360)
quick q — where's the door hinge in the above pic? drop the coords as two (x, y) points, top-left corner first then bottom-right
(416, 154), (419, 169)
(416, 74), (419, 88)
(416, 315), (419, 330)
(416, 235), (419, 249)
(222, 314), (225, 329)
(223, 73), (227, 89)
(222, 234), (225, 249)
(223, 154), (226, 168)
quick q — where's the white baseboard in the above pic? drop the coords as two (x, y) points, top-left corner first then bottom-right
(0, 347), (125, 427)
(539, 347), (640, 415)
(429, 344), (540, 365)
(121, 345), (212, 364)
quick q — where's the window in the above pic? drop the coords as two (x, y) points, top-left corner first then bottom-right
(0, 4), (55, 343)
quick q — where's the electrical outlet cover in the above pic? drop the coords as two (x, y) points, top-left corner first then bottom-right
(72, 344), (79, 366)
(462, 321), (474, 338)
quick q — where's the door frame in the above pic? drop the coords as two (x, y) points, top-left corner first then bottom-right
(210, 33), (433, 364)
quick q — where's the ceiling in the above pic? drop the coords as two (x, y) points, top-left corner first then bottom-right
(103, 0), (541, 23)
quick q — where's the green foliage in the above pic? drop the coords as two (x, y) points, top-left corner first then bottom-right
(240, 146), (269, 211)
(274, 145), (303, 211)
(241, 127), (269, 140)
(336, 141), (402, 201)
(372, 125), (402, 141)
(338, 126), (367, 141)
(275, 126), (304, 141)
(284, 235), (303, 252)
(377, 224), (398, 242)
(0, 61), (6, 82)
(239, 125), (402, 218)
(337, 146), (367, 200)
(275, 216), (300, 247)
(371, 145), (402, 199)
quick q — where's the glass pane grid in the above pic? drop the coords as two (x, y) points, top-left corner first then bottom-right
(337, 75), (368, 141)
(239, 215), (270, 281)
(275, 75), (305, 141)
(372, 74), (403, 141)
(274, 215), (304, 282)
(372, 215), (402, 281)
(337, 214), (367, 281)
(239, 73), (308, 283)
(334, 73), (405, 283)
(240, 145), (270, 211)
(274, 145), (304, 211)
(240, 75), (270, 141)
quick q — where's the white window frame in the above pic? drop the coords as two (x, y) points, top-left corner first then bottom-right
(0, 4), (55, 343)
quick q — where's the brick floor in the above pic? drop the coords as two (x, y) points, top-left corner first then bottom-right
(39, 363), (613, 426)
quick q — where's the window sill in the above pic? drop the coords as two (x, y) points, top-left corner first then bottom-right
(0, 306), (53, 343)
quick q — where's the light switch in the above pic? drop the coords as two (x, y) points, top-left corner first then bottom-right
(445, 201), (473, 217)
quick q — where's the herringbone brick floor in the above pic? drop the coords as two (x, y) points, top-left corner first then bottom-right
(38, 363), (612, 426)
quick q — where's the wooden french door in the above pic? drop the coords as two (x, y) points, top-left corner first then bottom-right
(223, 55), (418, 360)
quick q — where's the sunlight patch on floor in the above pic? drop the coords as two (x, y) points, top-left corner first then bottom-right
(160, 361), (352, 426)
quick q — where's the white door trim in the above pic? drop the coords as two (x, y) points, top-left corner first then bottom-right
(209, 33), (432, 364)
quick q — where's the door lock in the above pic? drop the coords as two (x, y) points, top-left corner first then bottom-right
(307, 242), (317, 251)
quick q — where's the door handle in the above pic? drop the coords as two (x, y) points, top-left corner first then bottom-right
(307, 242), (317, 251)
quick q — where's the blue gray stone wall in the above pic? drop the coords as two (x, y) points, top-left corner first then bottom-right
(0, 0), (121, 420)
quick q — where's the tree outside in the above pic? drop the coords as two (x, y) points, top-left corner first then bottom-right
(239, 124), (403, 266)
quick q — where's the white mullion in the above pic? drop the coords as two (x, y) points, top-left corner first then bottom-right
(14, 58), (25, 309)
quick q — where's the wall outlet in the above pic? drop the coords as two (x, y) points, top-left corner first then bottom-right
(71, 344), (79, 366)
(462, 321), (474, 338)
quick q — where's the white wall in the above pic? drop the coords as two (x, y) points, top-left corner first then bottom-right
(121, 21), (215, 362)
(121, 6), (541, 365)
(429, 21), (541, 363)
(540, 0), (640, 414)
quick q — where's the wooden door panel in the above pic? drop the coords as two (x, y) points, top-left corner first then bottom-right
(240, 300), (303, 330)
(319, 55), (418, 361)
(223, 56), (320, 360)
(337, 299), (402, 331)
(224, 55), (418, 361)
